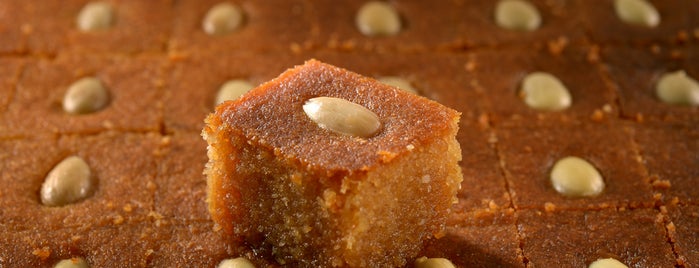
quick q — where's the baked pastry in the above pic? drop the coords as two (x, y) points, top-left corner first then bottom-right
(0, 0), (697, 267)
(203, 60), (462, 267)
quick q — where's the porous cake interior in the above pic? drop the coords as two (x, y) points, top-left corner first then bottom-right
(203, 114), (462, 267)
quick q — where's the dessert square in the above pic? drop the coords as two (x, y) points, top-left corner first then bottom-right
(164, 51), (301, 132)
(0, 132), (159, 232)
(518, 208), (676, 267)
(472, 45), (618, 126)
(599, 45), (697, 123)
(203, 60), (462, 266)
(578, 0), (693, 45)
(4, 54), (165, 136)
(495, 122), (656, 210)
(634, 124), (699, 205)
(275, 50), (503, 210)
(666, 205), (699, 267)
(421, 210), (524, 268)
(9, 0), (172, 55)
(170, 0), (313, 53)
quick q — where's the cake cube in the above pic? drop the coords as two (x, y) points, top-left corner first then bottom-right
(203, 60), (462, 266)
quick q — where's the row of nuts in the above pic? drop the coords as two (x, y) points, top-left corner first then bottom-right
(521, 70), (699, 111)
(75, 0), (661, 37)
(61, 68), (697, 119)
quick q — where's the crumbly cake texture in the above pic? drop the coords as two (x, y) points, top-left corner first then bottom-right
(1, 0), (698, 267)
(203, 60), (463, 267)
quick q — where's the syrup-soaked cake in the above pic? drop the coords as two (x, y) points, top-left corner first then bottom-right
(203, 60), (462, 267)
(3, 54), (166, 137)
(1, 0), (698, 267)
(0, 0), (172, 55)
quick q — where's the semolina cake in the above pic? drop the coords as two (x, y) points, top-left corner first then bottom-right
(0, 0), (698, 267)
(666, 205), (699, 267)
(202, 60), (463, 267)
(164, 51), (303, 132)
(171, 0), (313, 53)
(420, 210), (524, 268)
(0, 0), (172, 55)
(494, 121), (656, 210)
(600, 46), (697, 123)
(3, 54), (166, 137)
(634, 125), (699, 205)
(517, 208), (676, 267)
(470, 46), (619, 125)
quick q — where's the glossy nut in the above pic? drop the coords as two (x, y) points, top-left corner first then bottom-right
(550, 156), (605, 197)
(414, 256), (456, 268)
(54, 258), (89, 268)
(355, 1), (402, 36)
(76, 2), (114, 31)
(521, 72), (572, 111)
(655, 70), (699, 106)
(614, 0), (660, 28)
(41, 156), (94, 206)
(378, 76), (417, 94)
(589, 258), (629, 268)
(215, 79), (254, 106)
(63, 77), (110, 114)
(495, 0), (541, 31)
(203, 2), (244, 35)
(303, 97), (381, 138)
(217, 257), (255, 268)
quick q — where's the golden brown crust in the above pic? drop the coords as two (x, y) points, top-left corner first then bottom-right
(203, 60), (462, 266)
(214, 59), (460, 174)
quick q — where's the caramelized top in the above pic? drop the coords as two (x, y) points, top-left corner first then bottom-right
(213, 59), (459, 174)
